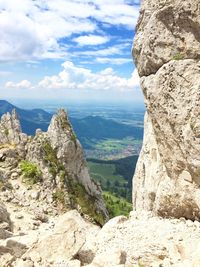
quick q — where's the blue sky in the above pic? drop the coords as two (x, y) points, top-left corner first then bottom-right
(0, 0), (142, 104)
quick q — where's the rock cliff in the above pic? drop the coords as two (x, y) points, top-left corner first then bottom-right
(0, 109), (108, 225)
(133, 0), (200, 220)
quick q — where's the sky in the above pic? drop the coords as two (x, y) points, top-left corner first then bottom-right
(0, 0), (142, 105)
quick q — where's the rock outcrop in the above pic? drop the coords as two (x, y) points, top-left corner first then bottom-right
(0, 109), (108, 226)
(133, 1), (200, 220)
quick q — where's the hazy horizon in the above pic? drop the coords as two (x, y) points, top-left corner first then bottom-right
(2, 97), (145, 113)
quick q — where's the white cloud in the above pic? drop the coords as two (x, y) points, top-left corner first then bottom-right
(5, 61), (140, 91)
(73, 35), (109, 46)
(37, 61), (139, 91)
(5, 80), (32, 89)
(3, 61), (142, 103)
(0, 0), (139, 61)
(94, 3), (139, 29)
(129, 68), (140, 88)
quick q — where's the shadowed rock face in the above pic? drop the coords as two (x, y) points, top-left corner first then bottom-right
(133, 0), (200, 220)
(0, 109), (108, 225)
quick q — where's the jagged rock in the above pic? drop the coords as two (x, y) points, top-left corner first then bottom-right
(2, 205), (200, 266)
(6, 240), (27, 258)
(0, 229), (12, 239)
(13, 259), (34, 267)
(0, 109), (108, 225)
(88, 250), (126, 267)
(24, 109), (108, 224)
(0, 108), (109, 266)
(0, 110), (22, 145)
(33, 210), (48, 223)
(133, 0), (200, 221)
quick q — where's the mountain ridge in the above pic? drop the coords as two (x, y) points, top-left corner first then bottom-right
(0, 100), (143, 150)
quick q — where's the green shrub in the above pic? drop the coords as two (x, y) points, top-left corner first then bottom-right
(42, 140), (57, 166)
(20, 160), (41, 185)
(172, 53), (184, 60)
(103, 191), (132, 218)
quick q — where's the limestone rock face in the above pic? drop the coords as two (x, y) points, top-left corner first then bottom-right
(0, 110), (27, 146)
(134, 0), (200, 76)
(47, 109), (105, 203)
(133, 1), (200, 220)
(0, 109), (108, 225)
(0, 202), (12, 240)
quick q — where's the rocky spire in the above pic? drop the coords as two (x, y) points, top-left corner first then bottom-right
(0, 110), (26, 145)
(0, 108), (108, 225)
(21, 109), (109, 225)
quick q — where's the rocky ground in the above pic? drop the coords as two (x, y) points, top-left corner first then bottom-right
(1, 200), (200, 267)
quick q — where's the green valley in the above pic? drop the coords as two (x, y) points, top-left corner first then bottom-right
(87, 156), (138, 217)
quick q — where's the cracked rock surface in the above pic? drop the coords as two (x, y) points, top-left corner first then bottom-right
(133, 0), (200, 221)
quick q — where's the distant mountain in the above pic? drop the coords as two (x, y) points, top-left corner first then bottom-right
(0, 100), (143, 148)
(0, 100), (52, 135)
(71, 116), (143, 149)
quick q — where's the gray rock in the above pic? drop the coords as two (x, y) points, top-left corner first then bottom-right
(0, 108), (108, 225)
(133, 0), (200, 221)
(0, 110), (27, 146)
(133, 0), (200, 76)
(0, 229), (12, 239)
(24, 210), (100, 266)
(25, 109), (108, 224)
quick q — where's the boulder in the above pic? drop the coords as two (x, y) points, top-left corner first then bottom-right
(23, 210), (100, 266)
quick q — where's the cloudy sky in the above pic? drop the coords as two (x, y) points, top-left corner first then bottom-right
(0, 0), (142, 104)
